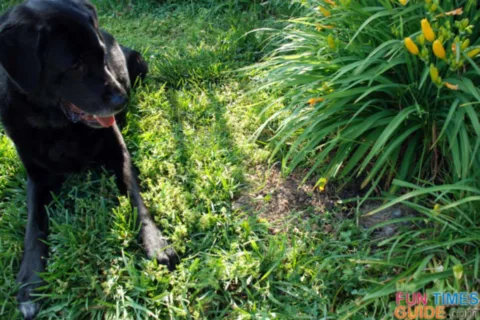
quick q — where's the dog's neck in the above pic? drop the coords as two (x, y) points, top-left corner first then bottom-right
(6, 78), (70, 129)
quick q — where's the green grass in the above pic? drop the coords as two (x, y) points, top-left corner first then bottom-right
(1, 0), (479, 319)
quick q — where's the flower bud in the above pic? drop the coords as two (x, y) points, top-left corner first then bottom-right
(404, 37), (419, 55)
(421, 19), (435, 42)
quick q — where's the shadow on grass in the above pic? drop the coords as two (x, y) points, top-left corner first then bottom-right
(165, 90), (190, 167)
(163, 85), (247, 206)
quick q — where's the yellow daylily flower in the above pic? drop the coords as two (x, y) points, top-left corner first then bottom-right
(467, 48), (480, 58)
(399, 0), (408, 5)
(319, 6), (331, 17)
(421, 19), (435, 42)
(445, 7), (463, 16)
(325, 0), (336, 6)
(444, 82), (459, 90)
(308, 97), (325, 106)
(451, 43), (457, 54)
(404, 37), (419, 55)
(317, 178), (328, 192)
(436, 7), (464, 17)
(315, 23), (334, 31)
(432, 40), (446, 59)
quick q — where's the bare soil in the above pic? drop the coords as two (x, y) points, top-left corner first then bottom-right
(234, 164), (417, 237)
(233, 165), (333, 222)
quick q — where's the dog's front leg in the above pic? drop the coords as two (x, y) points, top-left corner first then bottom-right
(16, 176), (61, 320)
(103, 126), (178, 270)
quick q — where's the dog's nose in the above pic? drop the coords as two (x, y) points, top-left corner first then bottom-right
(110, 93), (127, 107)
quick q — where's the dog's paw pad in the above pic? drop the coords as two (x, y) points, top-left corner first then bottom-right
(19, 301), (40, 320)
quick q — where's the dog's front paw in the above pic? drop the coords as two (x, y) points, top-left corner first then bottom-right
(16, 271), (43, 320)
(141, 222), (179, 271)
(18, 301), (40, 320)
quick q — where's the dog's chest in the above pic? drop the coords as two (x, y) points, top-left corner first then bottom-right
(44, 132), (103, 163)
(17, 125), (107, 173)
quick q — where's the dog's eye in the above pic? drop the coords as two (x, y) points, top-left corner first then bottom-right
(71, 61), (85, 72)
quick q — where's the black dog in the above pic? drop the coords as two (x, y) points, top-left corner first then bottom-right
(0, 0), (178, 318)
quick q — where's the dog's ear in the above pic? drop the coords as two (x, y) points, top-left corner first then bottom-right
(84, 2), (99, 29)
(0, 13), (44, 94)
(124, 48), (149, 86)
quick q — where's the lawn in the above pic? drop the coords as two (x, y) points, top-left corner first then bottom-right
(0, 1), (336, 318)
(0, 0), (478, 319)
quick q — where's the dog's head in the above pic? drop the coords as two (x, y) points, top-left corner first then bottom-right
(0, 0), (129, 128)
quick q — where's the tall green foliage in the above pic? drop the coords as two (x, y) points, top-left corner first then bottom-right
(250, 2), (480, 315)
(253, 0), (480, 192)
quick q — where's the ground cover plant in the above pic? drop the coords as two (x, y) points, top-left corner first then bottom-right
(0, 0), (479, 319)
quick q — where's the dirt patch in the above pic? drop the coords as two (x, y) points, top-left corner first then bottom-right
(233, 165), (336, 227)
(358, 202), (420, 238)
(234, 164), (418, 237)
